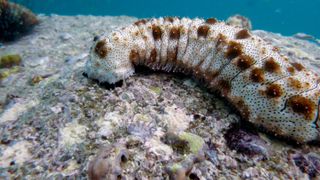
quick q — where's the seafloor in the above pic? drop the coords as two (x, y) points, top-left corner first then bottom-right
(1, 15), (320, 179)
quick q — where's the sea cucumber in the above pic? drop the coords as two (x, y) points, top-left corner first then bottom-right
(84, 17), (320, 143)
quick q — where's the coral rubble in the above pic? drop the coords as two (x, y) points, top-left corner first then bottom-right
(0, 0), (38, 41)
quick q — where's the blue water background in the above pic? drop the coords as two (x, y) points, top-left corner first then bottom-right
(12, 0), (320, 38)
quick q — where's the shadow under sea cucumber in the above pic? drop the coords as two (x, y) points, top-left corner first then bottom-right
(84, 16), (320, 144)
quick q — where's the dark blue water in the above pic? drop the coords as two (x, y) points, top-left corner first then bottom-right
(13, 0), (320, 38)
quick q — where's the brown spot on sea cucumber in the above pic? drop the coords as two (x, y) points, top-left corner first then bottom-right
(204, 71), (219, 82)
(288, 95), (316, 120)
(113, 36), (119, 42)
(142, 35), (148, 41)
(218, 79), (231, 96)
(287, 66), (295, 74)
(265, 84), (283, 98)
(206, 18), (217, 24)
(236, 55), (254, 70)
(225, 41), (243, 60)
(164, 17), (174, 22)
(288, 78), (302, 90)
(234, 98), (251, 119)
(264, 57), (281, 74)
(250, 68), (265, 83)
(167, 49), (178, 62)
(95, 40), (108, 58)
(152, 25), (162, 40)
(283, 57), (289, 62)
(134, 31), (139, 36)
(197, 25), (210, 38)
(272, 46), (280, 52)
(134, 19), (147, 26)
(129, 49), (140, 65)
(216, 33), (228, 50)
(170, 27), (180, 39)
(235, 29), (251, 39)
(291, 62), (305, 71)
(193, 66), (202, 77)
(149, 48), (157, 62)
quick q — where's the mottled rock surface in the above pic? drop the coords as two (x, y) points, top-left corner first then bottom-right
(0, 15), (320, 179)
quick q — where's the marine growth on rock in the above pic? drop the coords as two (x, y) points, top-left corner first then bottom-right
(0, 54), (21, 68)
(84, 17), (320, 144)
(0, 0), (38, 41)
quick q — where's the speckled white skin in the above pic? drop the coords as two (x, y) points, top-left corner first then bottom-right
(85, 17), (320, 143)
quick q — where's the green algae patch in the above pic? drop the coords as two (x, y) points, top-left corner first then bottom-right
(0, 66), (20, 80)
(0, 54), (22, 68)
(170, 163), (183, 173)
(149, 86), (162, 94)
(179, 132), (205, 154)
(163, 131), (206, 155)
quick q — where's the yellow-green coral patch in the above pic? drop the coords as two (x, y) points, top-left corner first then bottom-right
(179, 132), (205, 154)
(0, 54), (22, 68)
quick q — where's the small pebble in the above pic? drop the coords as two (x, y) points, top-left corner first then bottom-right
(28, 56), (50, 67)
(242, 167), (259, 179)
(30, 75), (43, 85)
(59, 33), (72, 41)
(65, 53), (88, 64)
(225, 156), (238, 169)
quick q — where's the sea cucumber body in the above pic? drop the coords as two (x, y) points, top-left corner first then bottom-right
(85, 17), (320, 143)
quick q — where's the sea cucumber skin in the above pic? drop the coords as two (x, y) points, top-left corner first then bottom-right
(85, 17), (320, 143)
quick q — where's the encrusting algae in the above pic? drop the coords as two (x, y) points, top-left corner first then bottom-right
(0, 54), (22, 80)
(0, 54), (21, 68)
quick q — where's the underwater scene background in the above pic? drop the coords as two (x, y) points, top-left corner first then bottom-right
(2, 0), (320, 179)
(11, 0), (320, 38)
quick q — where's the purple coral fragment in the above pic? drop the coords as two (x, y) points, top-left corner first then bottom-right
(225, 126), (269, 159)
(292, 153), (320, 178)
(205, 140), (219, 166)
